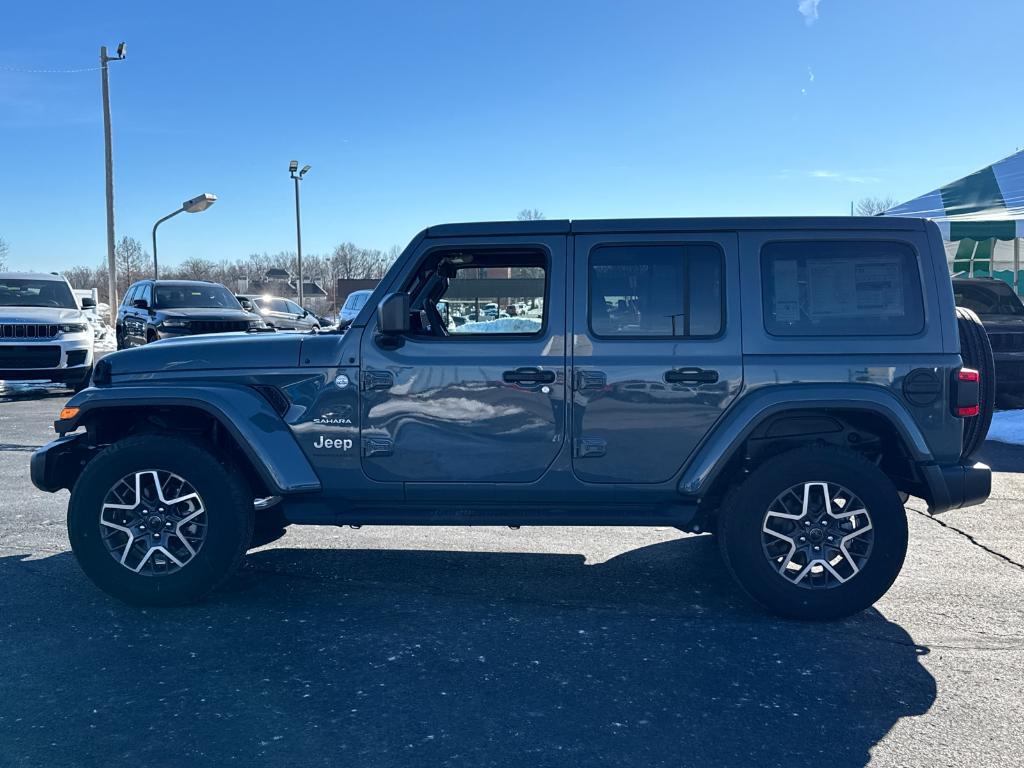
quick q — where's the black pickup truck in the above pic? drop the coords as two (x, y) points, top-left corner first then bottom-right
(32, 217), (993, 619)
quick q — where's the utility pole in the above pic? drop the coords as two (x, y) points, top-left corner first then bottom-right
(289, 161), (311, 307)
(100, 43), (126, 319)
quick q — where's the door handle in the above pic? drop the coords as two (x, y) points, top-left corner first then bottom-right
(664, 367), (719, 384)
(502, 367), (556, 385)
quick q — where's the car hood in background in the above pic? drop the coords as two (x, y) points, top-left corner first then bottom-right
(976, 314), (1024, 332)
(158, 308), (259, 322)
(0, 306), (86, 323)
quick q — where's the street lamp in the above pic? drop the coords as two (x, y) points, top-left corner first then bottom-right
(289, 160), (311, 307)
(100, 41), (126, 319)
(151, 193), (217, 278)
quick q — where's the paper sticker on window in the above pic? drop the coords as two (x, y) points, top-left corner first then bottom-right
(807, 258), (904, 319)
(772, 259), (800, 322)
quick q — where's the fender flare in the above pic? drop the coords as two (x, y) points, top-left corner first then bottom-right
(678, 385), (933, 498)
(58, 384), (321, 495)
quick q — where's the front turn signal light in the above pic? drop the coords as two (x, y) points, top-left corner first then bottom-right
(59, 407), (80, 420)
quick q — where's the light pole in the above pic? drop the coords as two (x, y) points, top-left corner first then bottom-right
(151, 193), (217, 278)
(100, 41), (126, 319)
(289, 160), (311, 307)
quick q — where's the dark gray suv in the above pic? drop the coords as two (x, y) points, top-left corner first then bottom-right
(32, 217), (993, 619)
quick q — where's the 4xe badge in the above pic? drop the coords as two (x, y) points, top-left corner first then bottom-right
(313, 435), (353, 451)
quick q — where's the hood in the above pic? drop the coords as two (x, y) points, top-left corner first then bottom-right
(0, 306), (85, 323)
(159, 307), (259, 321)
(105, 332), (307, 375)
(976, 314), (1024, 332)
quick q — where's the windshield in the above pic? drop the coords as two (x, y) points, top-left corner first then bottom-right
(154, 283), (242, 310)
(346, 292), (369, 310)
(954, 281), (1024, 316)
(0, 278), (77, 309)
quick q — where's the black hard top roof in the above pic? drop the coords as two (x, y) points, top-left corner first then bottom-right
(426, 216), (926, 238)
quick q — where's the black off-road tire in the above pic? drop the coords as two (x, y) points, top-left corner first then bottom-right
(68, 434), (253, 606)
(69, 365), (93, 393)
(718, 445), (908, 621)
(955, 306), (995, 459)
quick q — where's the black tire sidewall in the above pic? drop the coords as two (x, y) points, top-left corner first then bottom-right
(68, 436), (252, 606)
(720, 448), (908, 620)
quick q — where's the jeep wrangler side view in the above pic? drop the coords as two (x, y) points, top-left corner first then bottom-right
(31, 217), (993, 619)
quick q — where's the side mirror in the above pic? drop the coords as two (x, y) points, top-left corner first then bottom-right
(377, 292), (410, 335)
(81, 297), (96, 309)
(132, 298), (149, 309)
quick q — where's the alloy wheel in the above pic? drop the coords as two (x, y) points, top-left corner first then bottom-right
(99, 470), (207, 576)
(761, 481), (874, 589)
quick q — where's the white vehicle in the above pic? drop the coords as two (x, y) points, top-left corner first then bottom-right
(337, 289), (373, 327)
(0, 272), (95, 391)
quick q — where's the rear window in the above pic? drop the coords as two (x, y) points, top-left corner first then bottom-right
(761, 241), (925, 336)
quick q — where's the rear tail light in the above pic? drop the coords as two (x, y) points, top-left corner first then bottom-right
(953, 368), (980, 418)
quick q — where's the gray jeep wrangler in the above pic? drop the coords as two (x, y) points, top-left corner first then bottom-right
(31, 217), (993, 619)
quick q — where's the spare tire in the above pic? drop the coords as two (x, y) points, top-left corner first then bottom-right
(956, 306), (995, 459)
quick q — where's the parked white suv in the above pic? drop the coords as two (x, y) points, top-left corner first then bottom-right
(0, 272), (95, 391)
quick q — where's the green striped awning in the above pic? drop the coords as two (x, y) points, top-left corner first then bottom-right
(886, 149), (1024, 241)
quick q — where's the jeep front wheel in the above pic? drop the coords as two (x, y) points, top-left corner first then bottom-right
(67, 435), (253, 606)
(717, 446), (907, 620)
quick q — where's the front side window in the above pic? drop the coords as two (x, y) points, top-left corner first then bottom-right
(420, 251), (547, 336)
(762, 241), (924, 336)
(285, 300), (304, 314)
(0, 278), (78, 309)
(589, 244), (723, 338)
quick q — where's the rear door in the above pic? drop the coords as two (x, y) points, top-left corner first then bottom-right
(571, 232), (742, 483)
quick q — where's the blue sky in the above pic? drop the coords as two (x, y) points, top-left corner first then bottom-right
(2, 0), (1022, 272)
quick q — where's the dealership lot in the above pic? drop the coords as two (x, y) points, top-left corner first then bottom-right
(0, 389), (1022, 767)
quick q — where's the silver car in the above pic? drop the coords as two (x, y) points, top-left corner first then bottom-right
(337, 289), (372, 327)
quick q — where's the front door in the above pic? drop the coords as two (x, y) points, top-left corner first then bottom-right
(359, 236), (567, 484)
(571, 233), (743, 484)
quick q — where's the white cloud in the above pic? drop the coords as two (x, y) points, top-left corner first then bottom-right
(778, 169), (882, 185)
(798, 0), (821, 25)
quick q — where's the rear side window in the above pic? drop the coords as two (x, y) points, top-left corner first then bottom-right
(761, 241), (925, 336)
(589, 244), (723, 338)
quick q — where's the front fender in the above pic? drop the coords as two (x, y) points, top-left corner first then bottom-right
(678, 384), (934, 497)
(56, 384), (321, 495)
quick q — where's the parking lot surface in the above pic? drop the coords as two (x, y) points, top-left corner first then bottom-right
(1, 386), (1022, 767)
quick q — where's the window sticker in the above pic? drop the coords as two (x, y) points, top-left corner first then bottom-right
(807, 258), (904, 319)
(772, 259), (800, 322)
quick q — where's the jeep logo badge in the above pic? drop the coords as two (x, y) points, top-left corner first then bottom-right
(313, 435), (353, 451)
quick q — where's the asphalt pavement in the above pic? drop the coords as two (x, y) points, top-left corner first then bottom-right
(0, 384), (1022, 768)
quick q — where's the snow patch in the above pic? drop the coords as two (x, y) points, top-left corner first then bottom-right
(452, 317), (542, 334)
(984, 410), (1024, 446)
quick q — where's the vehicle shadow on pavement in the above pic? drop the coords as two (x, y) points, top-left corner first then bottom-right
(0, 536), (935, 768)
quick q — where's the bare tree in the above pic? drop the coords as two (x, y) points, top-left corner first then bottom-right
(176, 257), (214, 281)
(517, 208), (546, 221)
(114, 236), (147, 294)
(0, 237), (8, 271)
(855, 196), (899, 216)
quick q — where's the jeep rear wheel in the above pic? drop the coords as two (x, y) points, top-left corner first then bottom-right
(68, 435), (253, 606)
(718, 446), (907, 620)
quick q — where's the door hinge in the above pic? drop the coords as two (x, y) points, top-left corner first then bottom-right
(361, 370), (394, 391)
(574, 437), (607, 458)
(362, 437), (394, 458)
(574, 370), (607, 391)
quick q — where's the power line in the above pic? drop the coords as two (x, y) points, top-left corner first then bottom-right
(0, 64), (102, 74)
